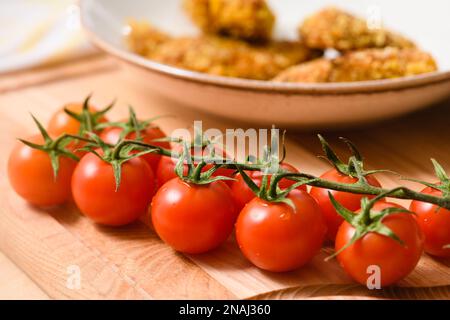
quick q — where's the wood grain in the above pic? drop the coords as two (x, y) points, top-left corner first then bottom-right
(0, 252), (49, 300)
(0, 57), (449, 299)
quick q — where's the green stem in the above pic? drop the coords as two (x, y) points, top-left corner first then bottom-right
(268, 176), (278, 199)
(112, 140), (129, 160)
(121, 140), (263, 171)
(192, 161), (206, 182)
(269, 171), (287, 198)
(96, 140), (450, 210)
(266, 172), (450, 210)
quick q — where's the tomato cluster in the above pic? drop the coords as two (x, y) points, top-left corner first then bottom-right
(7, 98), (450, 289)
(8, 100), (162, 226)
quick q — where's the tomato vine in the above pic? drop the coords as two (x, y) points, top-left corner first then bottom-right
(19, 108), (450, 210)
(97, 137), (450, 210)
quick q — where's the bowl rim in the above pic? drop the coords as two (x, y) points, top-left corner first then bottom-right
(79, 0), (450, 95)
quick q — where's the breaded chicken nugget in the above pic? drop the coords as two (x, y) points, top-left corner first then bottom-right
(183, 0), (275, 41)
(273, 59), (333, 83)
(151, 37), (320, 80)
(126, 21), (171, 56)
(299, 7), (415, 51)
(274, 48), (437, 83)
(127, 21), (321, 80)
(330, 47), (437, 82)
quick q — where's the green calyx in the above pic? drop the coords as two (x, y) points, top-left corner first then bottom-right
(64, 94), (115, 134)
(81, 134), (157, 191)
(19, 115), (80, 178)
(405, 159), (450, 198)
(96, 106), (166, 143)
(174, 142), (235, 185)
(326, 188), (412, 261)
(236, 166), (308, 210)
(318, 134), (389, 183)
(236, 135), (312, 210)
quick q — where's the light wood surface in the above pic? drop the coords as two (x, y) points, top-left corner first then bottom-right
(0, 252), (49, 300)
(0, 56), (449, 300)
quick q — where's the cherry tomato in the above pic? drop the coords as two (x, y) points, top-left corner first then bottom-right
(410, 186), (450, 258)
(335, 201), (424, 287)
(71, 152), (155, 226)
(48, 103), (109, 158)
(8, 135), (77, 206)
(310, 169), (382, 241)
(151, 178), (237, 254)
(236, 189), (327, 272)
(231, 162), (307, 212)
(100, 124), (170, 172)
(156, 145), (235, 188)
(47, 103), (108, 136)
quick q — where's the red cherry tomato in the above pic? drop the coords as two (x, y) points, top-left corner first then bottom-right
(156, 145), (235, 188)
(71, 152), (156, 226)
(151, 178), (237, 254)
(47, 103), (108, 136)
(231, 162), (307, 212)
(100, 124), (170, 172)
(48, 103), (109, 159)
(236, 189), (327, 272)
(8, 135), (77, 206)
(335, 201), (424, 287)
(310, 169), (381, 241)
(410, 186), (450, 258)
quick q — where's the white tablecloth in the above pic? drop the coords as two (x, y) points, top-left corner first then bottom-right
(0, 0), (94, 73)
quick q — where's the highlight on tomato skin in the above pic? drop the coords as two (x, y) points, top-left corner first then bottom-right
(335, 201), (424, 287)
(7, 135), (77, 207)
(231, 162), (307, 212)
(71, 152), (156, 227)
(235, 189), (327, 273)
(410, 186), (450, 258)
(310, 168), (382, 241)
(151, 177), (237, 254)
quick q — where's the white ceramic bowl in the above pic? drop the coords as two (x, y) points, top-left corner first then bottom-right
(80, 0), (450, 128)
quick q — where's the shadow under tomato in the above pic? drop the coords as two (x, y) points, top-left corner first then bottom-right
(92, 219), (158, 242)
(30, 201), (82, 226)
(427, 254), (450, 268)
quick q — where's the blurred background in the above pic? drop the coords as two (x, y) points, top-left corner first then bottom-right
(3, 0), (450, 74)
(0, 0), (94, 74)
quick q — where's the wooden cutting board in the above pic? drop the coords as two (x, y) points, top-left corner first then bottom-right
(0, 55), (449, 300)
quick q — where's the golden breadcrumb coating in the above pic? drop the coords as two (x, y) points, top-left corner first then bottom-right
(150, 37), (321, 80)
(127, 21), (321, 80)
(330, 47), (437, 82)
(126, 21), (171, 57)
(274, 48), (437, 83)
(273, 59), (333, 83)
(299, 7), (415, 51)
(183, 0), (275, 41)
